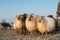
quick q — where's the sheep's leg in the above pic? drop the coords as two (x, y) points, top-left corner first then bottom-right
(30, 32), (32, 36)
(8, 25), (11, 30)
(16, 28), (22, 34)
(21, 28), (23, 34)
(9, 27), (12, 30)
(23, 29), (26, 35)
(27, 31), (30, 35)
(1, 27), (4, 30)
(20, 29), (22, 34)
(41, 33), (43, 37)
(22, 28), (26, 35)
(16, 28), (19, 34)
(18, 29), (20, 33)
(16, 30), (18, 33)
(34, 30), (35, 34)
(30, 31), (33, 36)
(25, 28), (28, 35)
(2, 27), (6, 30)
(45, 32), (47, 38)
(5, 27), (7, 30)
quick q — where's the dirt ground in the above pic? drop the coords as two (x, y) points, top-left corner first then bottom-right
(0, 27), (60, 40)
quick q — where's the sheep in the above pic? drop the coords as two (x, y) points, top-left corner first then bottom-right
(0, 22), (12, 30)
(21, 13), (27, 34)
(45, 16), (55, 36)
(21, 13), (27, 29)
(36, 15), (46, 36)
(47, 15), (58, 32)
(25, 14), (36, 35)
(47, 15), (56, 21)
(13, 15), (23, 33)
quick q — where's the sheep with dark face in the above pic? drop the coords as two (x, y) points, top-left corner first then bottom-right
(47, 15), (55, 20)
(36, 15), (46, 36)
(47, 15), (58, 31)
(21, 13), (27, 34)
(0, 22), (11, 30)
(13, 15), (23, 33)
(21, 13), (27, 28)
(25, 14), (36, 35)
(45, 16), (55, 36)
(22, 13), (27, 22)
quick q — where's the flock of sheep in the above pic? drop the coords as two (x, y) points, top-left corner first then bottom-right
(13, 13), (57, 36)
(0, 13), (58, 37)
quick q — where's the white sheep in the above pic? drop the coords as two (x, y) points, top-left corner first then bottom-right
(13, 15), (23, 33)
(25, 14), (36, 35)
(45, 16), (55, 36)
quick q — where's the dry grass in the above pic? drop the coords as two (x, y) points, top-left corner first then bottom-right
(0, 27), (60, 40)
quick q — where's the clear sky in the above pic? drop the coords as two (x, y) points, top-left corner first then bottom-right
(0, 0), (59, 23)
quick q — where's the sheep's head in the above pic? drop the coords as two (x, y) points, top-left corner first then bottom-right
(27, 14), (34, 21)
(47, 15), (53, 18)
(16, 15), (22, 20)
(23, 13), (27, 18)
(22, 13), (27, 21)
(36, 15), (44, 23)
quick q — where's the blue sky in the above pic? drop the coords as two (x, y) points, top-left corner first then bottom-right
(0, 0), (59, 22)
